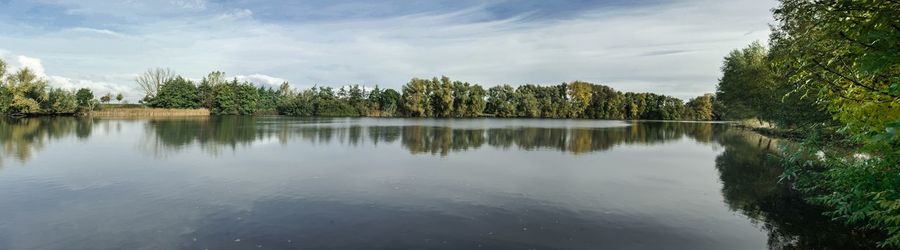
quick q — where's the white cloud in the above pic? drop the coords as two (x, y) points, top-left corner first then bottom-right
(171, 0), (207, 10)
(66, 27), (123, 37)
(13, 55), (47, 77)
(235, 73), (287, 88)
(1, 53), (140, 101)
(216, 9), (253, 20)
(0, 0), (777, 100)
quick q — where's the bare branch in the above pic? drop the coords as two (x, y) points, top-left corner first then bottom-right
(135, 68), (176, 98)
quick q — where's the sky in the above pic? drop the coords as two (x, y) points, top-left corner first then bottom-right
(0, 0), (776, 101)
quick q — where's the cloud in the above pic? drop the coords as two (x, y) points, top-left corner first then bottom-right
(234, 73), (287, 88)
(0, 0), (777, 100)
(171, 0), (207, 10)
(1, 53), (140, 101)
(66, 27), (122, 37)
(216, 9), (253, 20)
(12, 55), (47, 77)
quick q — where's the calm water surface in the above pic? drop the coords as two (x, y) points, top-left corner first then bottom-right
(0, 117), (875, 249)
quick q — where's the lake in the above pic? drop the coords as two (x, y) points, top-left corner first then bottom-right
(0, 117), (876, 249)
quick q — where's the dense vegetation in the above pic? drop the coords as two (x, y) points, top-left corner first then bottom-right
(715, 0), (899, 246)
(0, 60), (126, 116)
(132, 70), (718, 120)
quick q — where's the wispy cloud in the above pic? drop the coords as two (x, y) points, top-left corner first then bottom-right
(0, 0), (776, 100)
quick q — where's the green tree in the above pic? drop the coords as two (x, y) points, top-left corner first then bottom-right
(486, 85), (516, 117)
(235, 80), (259, 114)
(6, 68), (48, 115)
(213, 81), (238, 114)
(115, 93), (124, 103)
(432, 76), (454, 117)
(515, 86), (540, 118)
(0, 58), (6, 79)
(148, 76), (199, 109)
(683, 94), (714, 121)
(44, 88), (77, 114)
(381, 88), (401, 116)
(75, 88), (94, 111)
(767, 0), (900, 246)
(566, 81), (592, 118)
(466, 84), (486, 117)
(715, 42), (774, 120)
(770, 0), (899, 134)
(198, 71), (225, 109)
(402, 78), (430, 117)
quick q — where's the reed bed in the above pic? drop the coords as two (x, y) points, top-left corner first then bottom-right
(91, 108), (210, 117)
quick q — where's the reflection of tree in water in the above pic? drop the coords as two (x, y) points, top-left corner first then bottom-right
(144, 117), (363, 156)
(398, 126), (485, 156)
(143, 119), (720, 156)
(141, 118), (717, 157)
(405, 122), (717, 156)
(0, 117), (884, 248)
(713, 129), (880, 249)
(0, 117), (93, 167)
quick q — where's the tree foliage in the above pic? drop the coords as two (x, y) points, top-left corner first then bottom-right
(148, 76), (199, 109)
(714, 1), (900, 246)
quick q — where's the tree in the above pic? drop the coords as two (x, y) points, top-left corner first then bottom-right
(715, 42), (775, 120)
(44, 88), (77, 114)
(100, 93), (111, 104)
(74, 88), (95, 112)
(432, 76), (454, 117)
(75, 88), (93, 107)
(770, 0), (899, 134)
(6, 68), (48, 114)
(766, 1), (900, 246)
(368, 86), (383, 114)
(683, 94), (714, 121)
(135, 68), (176, 100)
(347, 84), (368, 115)
(212, 80), (238, 114)
(486, 85), (516, 117)
(402, 78), (430, 117)
(236, 81), (259, 114)
(116, 93), (124, 103)
(148, 76), (199, 108)
(0, 58), (6, 80)
(515, 86), (540, 118)
(466, 84), (486, 117)
(565, 81), (592, 118)
(206, 71), (227, 86)
(0, 61), (12, 113)
(381, 88), (401, 116)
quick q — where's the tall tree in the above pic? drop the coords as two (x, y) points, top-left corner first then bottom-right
(715, 42), (774, 120)
(402, 78), (430, 117)
(135, 68), (176, 100)
(566, 81), (592, 118)
(486, 85), (516, 117)
(149, 76), (199, 108)
(75, 88), (94, 108)
(433, 76), (454, 117)
(6, 68), (48, 114)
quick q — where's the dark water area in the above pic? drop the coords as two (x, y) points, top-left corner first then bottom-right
(0, 117), (878, 249)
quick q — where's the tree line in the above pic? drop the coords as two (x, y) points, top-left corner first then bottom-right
(0, 60), (125, 116)
(714, 0), (898, 246)
(136, 70), (717, 120)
